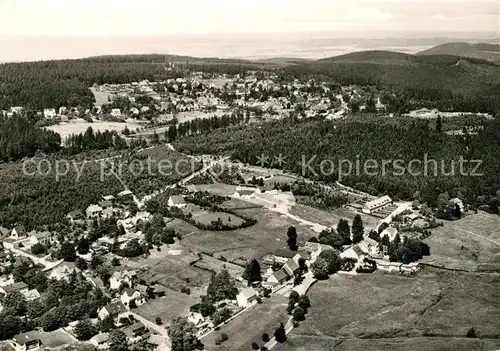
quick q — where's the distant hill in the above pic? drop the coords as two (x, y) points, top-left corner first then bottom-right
(418, 42), (500, 62)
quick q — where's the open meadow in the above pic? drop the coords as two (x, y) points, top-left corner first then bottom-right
(275, 267), (500, 350)
(167, 198), (317, 266)
(47, 118), (145, 141)
(422, 211), (500, 271)
(202, 296), (289, 351)
(135, 287), (198, 325)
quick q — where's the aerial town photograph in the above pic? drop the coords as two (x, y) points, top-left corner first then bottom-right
(0, 0), (498, 350)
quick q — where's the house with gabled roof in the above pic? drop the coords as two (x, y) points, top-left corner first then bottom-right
(13, 330), (41, 350)
(167, 195), (186, 208)
(283, 258), (299, 276)
(266, 268), (289, 286)
(236, 287), (257, 307)
(10, 225), (27, 240)
(340, 244), (366, 261)
(98, 301), (128, 321)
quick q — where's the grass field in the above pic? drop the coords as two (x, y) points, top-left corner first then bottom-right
(135, 287), (197, 324)
(202, 296), (289, 351)
(275, 267), (500, 350)
(194, 253), (245, 278)
(290, 204), (381, 230)
(169, 200), (317, 266)
(422, 211), (500, 271)
(47, 118), (144, 140)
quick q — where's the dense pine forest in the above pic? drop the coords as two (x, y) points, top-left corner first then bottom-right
(0, 115), (61, 161)
(174, 117), (500, 210)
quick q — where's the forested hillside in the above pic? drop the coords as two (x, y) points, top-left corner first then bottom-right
(282, 51), (500, 114)
(0, 115), (61, 161)
(174, 117), (500, 209)
(0, 55), (274, 110)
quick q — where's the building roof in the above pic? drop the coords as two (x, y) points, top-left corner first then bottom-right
(364, 195), (392, 210)
(169, 195), (186, 205)
(13, 225), (26, 235)
(103, 301), (127, 316)
(3, 281), (28, 293)
(284, 258), (299, 272)
(24, 289), (41, 299)
(352, 245), (365, 257)
(274, 249), (296, 259)
(238, 287), (257, 300)
(91, 332), (110, 344)
(118, 190), (133, 197)
(0, 226), (10, 237)
(98, 200), (113, 208)
(380, 227), (398, 241)
(67, 210), (84, 219)
(13, 331), (40, 345)
(86, 204), (103, 213)
(295, 250), (311, 260)
(270, 268), (289, 282)
(363, 237), (379, 247)
(103, 195), (115, 201)
(33, 231), (51, 240)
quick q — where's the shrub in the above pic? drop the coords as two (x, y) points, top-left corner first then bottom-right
(262, 333), (270, 342)
(252, 342), (260, 350)
(155, 317), (162, 325)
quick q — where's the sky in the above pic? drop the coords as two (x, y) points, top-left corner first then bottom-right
(0, 0), (498, 36)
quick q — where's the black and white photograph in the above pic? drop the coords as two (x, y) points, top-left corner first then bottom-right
(0, 1), (499, 350)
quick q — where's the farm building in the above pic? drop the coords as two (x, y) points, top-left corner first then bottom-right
(380, 227), (399, 242)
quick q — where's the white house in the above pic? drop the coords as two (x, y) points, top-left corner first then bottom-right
(167, 195), (186, 208)
(130, 107), (140, 116)
(233, 187), (261, 199)
(0, 282), (29, 295)
(340, 244), (366, 261)
(380, 227), (399, 242)
(450, 198), (465, 213)
(111, 109), (122, 117)
(43, 108), (57, 119)
(362, 196), (393, 214)
(90, 332), (110, 348)
(10, 225), (27, 240)
(236, 287), (257, 307)
(120, 288), (146, 309)
(48, 264), (79, 282)
(13, 331), (41, 351)
(29, 231), (52, 246)
(23, 289), (41, 301)
(86, 204), (103, 219)
(109, 270), (136, 290)
(266, 268), (289, 286)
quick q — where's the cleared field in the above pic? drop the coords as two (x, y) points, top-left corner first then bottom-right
(290, 204), (381, 231)
(422, 211), (500, 271)
(169, 204), (317, 266)
(275, 336), (500, 351)
(285, 268), (500, 344)
(135, 287), (197, 324)
(202, 296), (289, 351)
